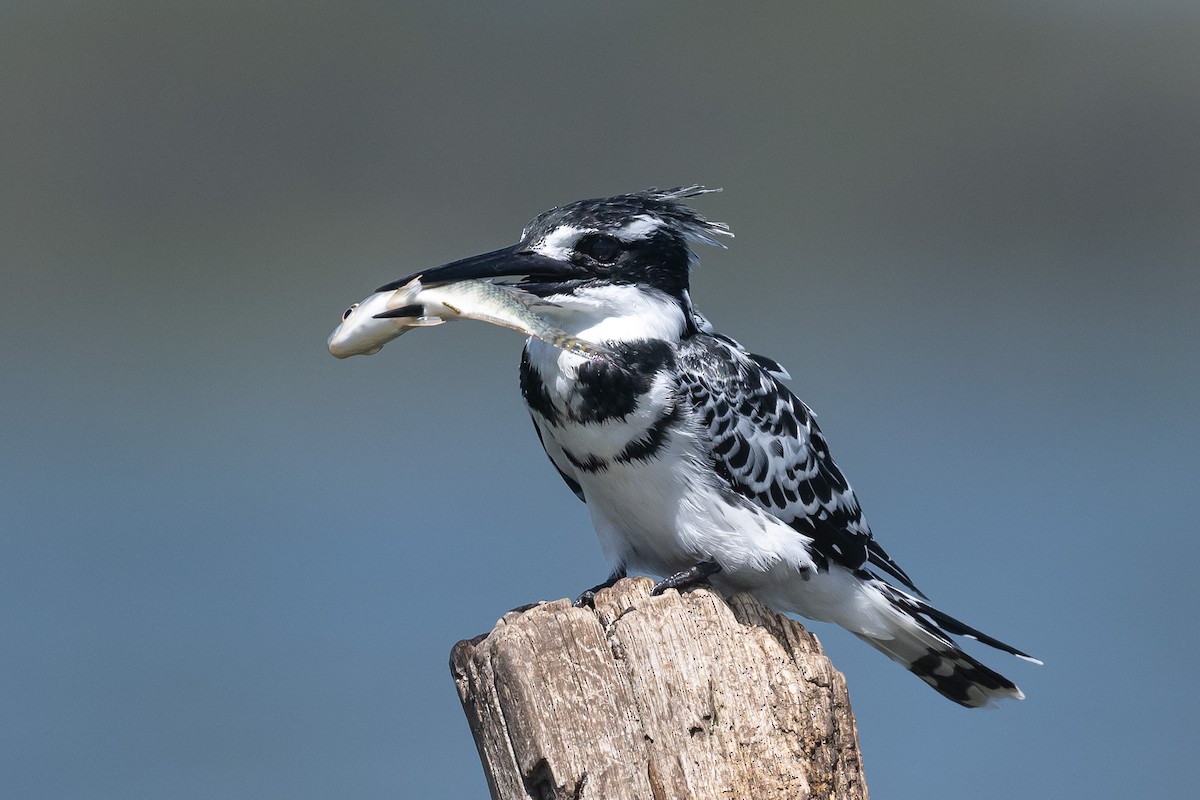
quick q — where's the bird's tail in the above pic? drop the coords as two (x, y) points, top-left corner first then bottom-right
(857, 580), (1041, 708)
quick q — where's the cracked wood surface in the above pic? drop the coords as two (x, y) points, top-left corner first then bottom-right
(450, 577), (868, 800)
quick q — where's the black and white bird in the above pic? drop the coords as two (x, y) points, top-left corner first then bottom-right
(379, 187), (1039, 707)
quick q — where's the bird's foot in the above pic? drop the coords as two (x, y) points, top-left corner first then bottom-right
(573, 568), (627, 608)
(650, 560), (722, 596)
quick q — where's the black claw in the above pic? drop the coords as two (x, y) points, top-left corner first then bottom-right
(650, 560), (722, 596)
(573, 567), (627, 608)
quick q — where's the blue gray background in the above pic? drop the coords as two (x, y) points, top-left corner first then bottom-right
(3, 2), (1197, 797)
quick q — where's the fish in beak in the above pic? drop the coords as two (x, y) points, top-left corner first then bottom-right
(327, 276), (614, 360)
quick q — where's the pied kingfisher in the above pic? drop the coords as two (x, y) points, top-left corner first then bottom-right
(381, 187), (1038, 707)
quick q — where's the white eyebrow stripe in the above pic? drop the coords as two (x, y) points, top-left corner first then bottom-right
(612, 214), (662, 242)
(532, 225), (588, 259)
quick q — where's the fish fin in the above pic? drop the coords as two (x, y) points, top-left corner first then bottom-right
(384, 279), (424, 308)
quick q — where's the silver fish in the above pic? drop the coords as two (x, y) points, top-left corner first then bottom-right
(327, 277), (614, 360)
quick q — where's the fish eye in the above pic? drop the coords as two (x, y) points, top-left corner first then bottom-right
(342, 304), (358, 321)
(578, 234), (622, 264)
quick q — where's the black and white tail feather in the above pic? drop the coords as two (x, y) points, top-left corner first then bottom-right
(863, 581), (1042, 706)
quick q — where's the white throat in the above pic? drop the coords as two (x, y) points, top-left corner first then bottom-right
(540, 284), (688, 345)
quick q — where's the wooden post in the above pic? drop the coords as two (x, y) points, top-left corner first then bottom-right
(450, 577), (868, 800)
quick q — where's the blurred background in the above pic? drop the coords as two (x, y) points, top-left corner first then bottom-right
(2, 1), (1197, 797)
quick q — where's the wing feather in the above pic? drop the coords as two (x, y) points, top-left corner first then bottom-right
(676, 334), (921, 594)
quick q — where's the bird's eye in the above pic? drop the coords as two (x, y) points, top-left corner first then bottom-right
(578, 234), (622, 264)
(342, 304), (358, 321)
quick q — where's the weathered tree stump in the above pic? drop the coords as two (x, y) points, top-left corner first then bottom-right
(450, 577), (868, 800)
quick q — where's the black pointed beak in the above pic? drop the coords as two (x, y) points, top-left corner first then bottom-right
(372, 303), (425, 320)
(375, 244), (588, 293)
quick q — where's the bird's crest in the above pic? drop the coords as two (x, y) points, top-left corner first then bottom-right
(522, 186), (734, 257)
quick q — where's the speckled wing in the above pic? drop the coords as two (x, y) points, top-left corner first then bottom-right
(676, 334), (921, 593)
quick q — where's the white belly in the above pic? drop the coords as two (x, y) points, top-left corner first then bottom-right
(573, 423), (818, 584)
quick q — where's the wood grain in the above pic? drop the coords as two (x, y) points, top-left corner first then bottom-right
(451, 577), (868, 800)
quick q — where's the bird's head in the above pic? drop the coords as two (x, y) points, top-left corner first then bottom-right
(377, 187), (732, 307)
